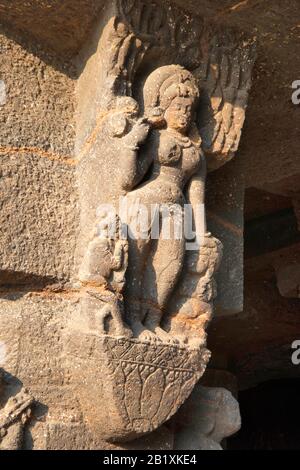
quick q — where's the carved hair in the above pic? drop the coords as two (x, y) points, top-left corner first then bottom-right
(143, 65), (199, 124)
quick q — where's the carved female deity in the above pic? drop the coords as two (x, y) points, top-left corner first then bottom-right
(119, 65), (206, 342)
(70, 7), (253, 440)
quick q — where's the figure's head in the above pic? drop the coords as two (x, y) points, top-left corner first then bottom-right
(164, 96), (195, 133)
(143, 65), (199, 132)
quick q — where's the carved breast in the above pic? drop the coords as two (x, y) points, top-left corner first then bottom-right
(157, 130), (201, 180)
(182, 144), (201, 179)
(158, 132), (182, 165)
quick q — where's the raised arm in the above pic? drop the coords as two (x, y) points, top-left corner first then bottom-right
(120, 118), (153, 191)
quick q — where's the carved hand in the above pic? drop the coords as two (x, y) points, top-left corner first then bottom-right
(127, 117), (150, 146)
(112, 240), (128, 272)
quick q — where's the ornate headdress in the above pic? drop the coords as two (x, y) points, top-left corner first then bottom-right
(143, 65), (199, 124)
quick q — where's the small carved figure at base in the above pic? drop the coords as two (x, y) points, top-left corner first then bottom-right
(79, 214), (131, 338)
(0, 369), (34, 450)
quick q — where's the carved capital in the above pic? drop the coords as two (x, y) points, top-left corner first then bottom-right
(72, 0), (256, 443)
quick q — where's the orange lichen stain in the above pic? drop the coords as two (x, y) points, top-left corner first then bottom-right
(79, 280), (125, 298)
(77, 110), (108, 161)
(172, 319), (206, 333)
(25, 288), (80, 300)
(4, 281), (123, 302)
(26, 290), (77, 301)
(0, 289), (79, 302)
(0, 146), (76, 166)
(169, 310), (211, 332)
(79, 280), (108, 290)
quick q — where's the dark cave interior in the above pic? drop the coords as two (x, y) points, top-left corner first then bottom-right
(228, 379), (300, 450)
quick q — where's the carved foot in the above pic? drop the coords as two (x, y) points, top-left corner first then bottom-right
(139, 329), (161, 343)
(154, 326), (180, 345)
(130, 322), (161, 343)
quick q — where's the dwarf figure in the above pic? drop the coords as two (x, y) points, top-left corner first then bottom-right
(79, 213), (132, 338)
(0, 369), (34, 450)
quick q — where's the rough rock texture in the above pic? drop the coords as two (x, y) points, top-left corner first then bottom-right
(2, 0), (297, 314)
(174, 384), (241, 450)
(0, 30), (78, 282)
(0, 368), (34, 450)
(0, 31), (75, 152)
(0, 294), (176, 449)
(1, 0), (297, 451)
(0, 1), (106, 59)
(206, 166), (244, 315)
(0, 20), (81, 450)
(65, 333), (209, 442)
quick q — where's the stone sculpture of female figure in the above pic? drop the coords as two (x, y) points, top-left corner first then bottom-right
(119, 65), (206, 342)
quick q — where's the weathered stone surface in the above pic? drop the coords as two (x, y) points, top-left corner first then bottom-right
(174, 384), (241, 450)
(165, 233), (223, 346)
(0, 30), (78, 282)
(71, 0), (254, 445)
(0, 0), (259, 450)
(0, 1), (106, 58)
(0, 31), (75, 153)
(0, 369), (34, 450)
(0, 295), (73, 386)
(206, 165), (244, 315)
(65, 333), (210, 442)
(0, 153), (77, 282)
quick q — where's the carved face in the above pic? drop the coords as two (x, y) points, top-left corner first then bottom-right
(164, 96), (195, 133)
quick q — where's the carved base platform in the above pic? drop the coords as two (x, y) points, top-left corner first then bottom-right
(65, 334), (210, 442)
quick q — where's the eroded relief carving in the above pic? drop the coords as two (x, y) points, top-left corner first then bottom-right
(165, 233), (223, 349)
(0, 369), (34, 450)
(195, 34), (256, 170)
(122, 65), (204, 343)
(67, 0), (255, 443)
(78, 213), (132, 338)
